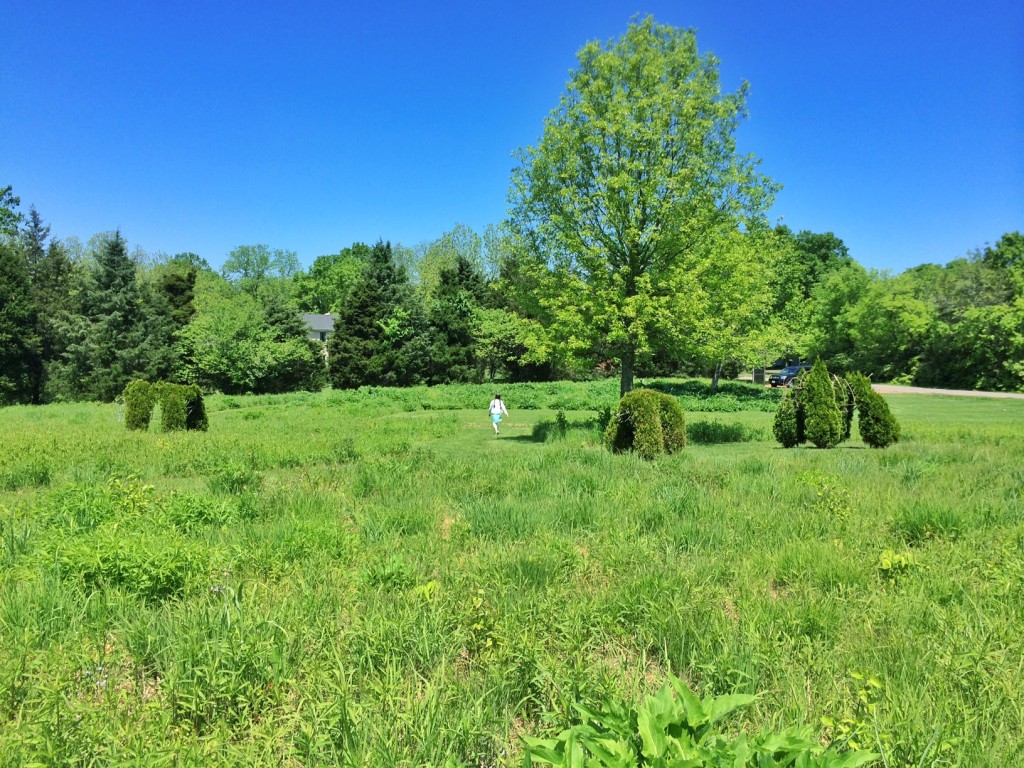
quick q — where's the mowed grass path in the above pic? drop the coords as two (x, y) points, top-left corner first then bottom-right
(0, 382), (1022, 766)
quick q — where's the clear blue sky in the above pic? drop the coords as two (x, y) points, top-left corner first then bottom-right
(2, 1), (1021, 273)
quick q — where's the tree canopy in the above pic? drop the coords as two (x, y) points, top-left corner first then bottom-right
(509, 18), (777, 395)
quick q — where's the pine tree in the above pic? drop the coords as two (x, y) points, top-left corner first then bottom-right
(54, 232), (151, 401)
(428, 255), (485, 383)
(0, 241), (41, 404)
(803, 359), (843, 448)
(25, 220), (77, 402)
(329, 241), (428, 389)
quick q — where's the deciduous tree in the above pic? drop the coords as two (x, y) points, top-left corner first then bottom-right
(509, 18), (776, 396)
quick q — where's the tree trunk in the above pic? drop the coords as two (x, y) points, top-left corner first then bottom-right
(711, 361), (723, 392)
(620, 344), (635, 398)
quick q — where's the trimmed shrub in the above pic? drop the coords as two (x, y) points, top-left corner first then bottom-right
(604, 388), (685, 459)
(848, 372), (900, 448)
(803, 360), (843, 449)
(835, 376), (856, 441)
(158, 383), (188, 431)
(125, 381), (208, 432)
(185, 384), (209, 431)
(123, 379), (157, 431)
(657, 394), (686, 453)
(773, 389), (801, 448)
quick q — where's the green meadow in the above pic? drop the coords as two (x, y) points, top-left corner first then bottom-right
(1, 381), (1022, 766)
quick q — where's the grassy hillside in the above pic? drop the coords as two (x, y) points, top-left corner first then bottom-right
(1, 381), (1021, 766)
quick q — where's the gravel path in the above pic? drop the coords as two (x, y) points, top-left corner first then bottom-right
(872, 384), (1024, 400)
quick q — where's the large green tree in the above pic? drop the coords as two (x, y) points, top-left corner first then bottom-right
(0, 241), (41, 404)
(328, 241), (429, 389)
(509, 18), (777, 396)
(292, 243), (371, 313)
(222, 244), (300, 298)
(50, 232), (151, 401)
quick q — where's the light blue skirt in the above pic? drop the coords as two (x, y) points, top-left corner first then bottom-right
(491, 413), (502, 425)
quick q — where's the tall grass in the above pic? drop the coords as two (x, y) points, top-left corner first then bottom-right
(0, 381), (1021, 765)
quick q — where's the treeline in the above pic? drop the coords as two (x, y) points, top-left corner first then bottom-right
(1, 183), (1021, 405)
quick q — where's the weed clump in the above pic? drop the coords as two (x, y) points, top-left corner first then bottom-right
(604, 388), (685, 459)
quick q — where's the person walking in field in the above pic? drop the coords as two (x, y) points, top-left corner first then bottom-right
(488, 394), (509, 435)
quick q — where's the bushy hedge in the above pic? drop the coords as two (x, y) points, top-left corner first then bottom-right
(604, 388), (685, 459)
(122, 381), (208, 432)
(123, 379), (158, 431)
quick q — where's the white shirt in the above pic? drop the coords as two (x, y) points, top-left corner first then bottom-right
(488, 399), (508, 416)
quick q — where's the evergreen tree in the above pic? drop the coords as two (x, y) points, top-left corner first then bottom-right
(428, 255), (486, 383)
(53, 232), (151, 401)
(802, 359), (843, 449)
(773, 389), (801, 448)
(22, 213), (77, 402)
(0, 241), (41, 404)
(848, 373), (901, 448)
(329, 241), (429, 389)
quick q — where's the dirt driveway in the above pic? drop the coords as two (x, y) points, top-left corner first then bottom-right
(872, 384), (1024, 400)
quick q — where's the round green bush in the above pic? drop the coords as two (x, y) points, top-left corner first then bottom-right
(604, 389), (685, 459)
(123, 379), (156, 431)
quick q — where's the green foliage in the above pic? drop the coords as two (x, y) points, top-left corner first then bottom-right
(847, 373), (900, 449)
(2, 382), (1023, 764)
(177, 272), (325, 395)
(524, 674), (876, 767)
(509, 18), (777, 396)
(54, 527), (210, 600)
(122, 379), (156, 430)
(605, 388), (685, 459)
(773, 388), (801, 448)
(428, 254), (488, 383)
(688, 419), (764, 444)
(803, 360), (844, 449)
(0, 240), (40, 405)
(328, 241), (429, 389)
(122, 381), (207, 432)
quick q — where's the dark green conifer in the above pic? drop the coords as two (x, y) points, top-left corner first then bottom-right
(803, 359), (843, 448)
(0, 241), (41, 404)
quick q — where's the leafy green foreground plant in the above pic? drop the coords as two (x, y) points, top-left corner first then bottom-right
(524, 675), (877, 768)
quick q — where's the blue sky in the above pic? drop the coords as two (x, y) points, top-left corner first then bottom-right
(2, 1), (1021, 273)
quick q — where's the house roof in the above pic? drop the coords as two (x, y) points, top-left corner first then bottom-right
(300, 313), (337, 332)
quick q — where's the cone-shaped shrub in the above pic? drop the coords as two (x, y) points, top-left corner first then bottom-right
(773, 389), (801, 448)
(836, 376), (855, 441)
(803, 359), (843, 448)
(185, 384), (209, 431)
(604, 388), (685, 459)
(158, 383), (188, 431)
(123, 380), (156, 431)
(848, 372), (900, 448)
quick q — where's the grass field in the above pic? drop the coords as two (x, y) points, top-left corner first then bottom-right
(1, 380), (1022, 766)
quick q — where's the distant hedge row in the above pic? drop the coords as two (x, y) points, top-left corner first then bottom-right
(123, 380), (208, 432)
